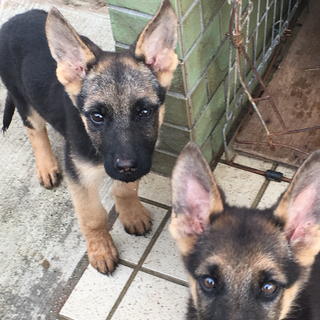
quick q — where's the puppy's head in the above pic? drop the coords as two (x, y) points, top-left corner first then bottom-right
(170, 142), (320, 320)
(45, 0), (178, 182)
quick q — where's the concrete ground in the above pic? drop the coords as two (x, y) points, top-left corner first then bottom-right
(0, 1), (298, 320)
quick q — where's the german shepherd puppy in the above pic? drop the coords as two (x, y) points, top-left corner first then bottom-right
(0, 0), (178, 274)
(170, 142), (320, 320)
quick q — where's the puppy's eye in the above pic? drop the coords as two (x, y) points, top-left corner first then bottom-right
(261, 282), (278, 296)
(201, 277), (215, 291)
(139, 108), (153, 118)
(90, 113), (104, 124)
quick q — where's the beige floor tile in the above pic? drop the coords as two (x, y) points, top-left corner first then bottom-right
(112, 272), (189, 320)
(221, 153), (273, 171)
(139, 172), (172, 206)
(276, 164), (297, 179)
(110, 203), (168, 264)
(143, 220), (188, 282)
(233, 154), (273, 171)
(213, 163), (266, 207)
(257, 181), (290, 210)
(60, 264), (133, 320)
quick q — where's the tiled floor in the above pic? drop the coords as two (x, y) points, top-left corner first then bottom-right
(59, 154), (297, 320)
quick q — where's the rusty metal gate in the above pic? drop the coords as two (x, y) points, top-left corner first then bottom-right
(223, 0), (318, 171)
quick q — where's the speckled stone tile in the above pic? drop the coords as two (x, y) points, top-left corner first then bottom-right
(112, 272), (189, 320)
(59, 264), (133, 320)
(110, 203), (168, 264)
(257, 181), (289, 210)
(277, 164), (297, 179)
(213, 163), (266, 207)
(139, 172), (172, 206)
(256, 164), (296, 210)
(233, 154), (273, 171)
(143, 220), (188, 282)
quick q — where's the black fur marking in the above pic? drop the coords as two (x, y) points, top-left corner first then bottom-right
(64, 143), (79, 183)
(2, 93), (15, 132)
(272, 215), (286, 231)
(23, 118), (34, 130)
(155, 83), (166, 105)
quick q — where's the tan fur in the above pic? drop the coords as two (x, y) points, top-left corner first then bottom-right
(112, 180), (151, 234)
(155, 55), (179, 88)
(56, 65), (83, 105)
(280, 279), (305, 319)
(95, 58), (112, 72)
(80, 115), (89, 132)
(189, 275), (199, 310)
(26, 108), (60, 189)
(158, 104), (165, 131)
(274, 179), (294, 223)
(72, 158), (105, 188)
(169, 218), (197, 255)
(294, 230), (320, 267)
(209, 183), (224, 214)
(67, 175), (118, 274)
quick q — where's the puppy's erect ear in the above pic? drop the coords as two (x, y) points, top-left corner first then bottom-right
(169, 142), (224, 255)
(45, 7), (97, 100)
(275, 150), (320, 267)
(134, 0), (178, 88)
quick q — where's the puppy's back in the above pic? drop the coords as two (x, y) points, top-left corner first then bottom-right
(0, 10), (49, 71)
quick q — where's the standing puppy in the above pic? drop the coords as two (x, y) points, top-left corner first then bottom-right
(0, 0), (178, 274)
(170, 142), (320, 320)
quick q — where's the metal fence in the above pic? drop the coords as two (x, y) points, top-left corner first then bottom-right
(223, 0), (303, 160)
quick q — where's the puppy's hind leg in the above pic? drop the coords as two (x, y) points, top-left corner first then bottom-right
(25, 108), (61, 189)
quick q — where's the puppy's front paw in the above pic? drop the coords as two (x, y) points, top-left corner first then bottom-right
(87, 232), (119, 275)
(37, 165), (61, 189)
(118, 204), (151, 236)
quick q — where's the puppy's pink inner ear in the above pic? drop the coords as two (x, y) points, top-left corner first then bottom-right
(183, 178), (211, 235)
(144, 28), (172, 72)
(286, 185), (318, 243)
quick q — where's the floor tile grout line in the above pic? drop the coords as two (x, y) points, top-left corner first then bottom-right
(217, 158), (272, 176)
(139, 197), (171, 211)
(139, 267), (189, 287)
(105, 209), (172, 320)
(250, 164), (277, 209)
(59, 314), (74, 320)
(118, 259), (189, 287)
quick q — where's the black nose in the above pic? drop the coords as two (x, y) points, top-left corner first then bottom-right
(116, 159), (138, 173)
